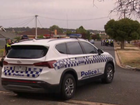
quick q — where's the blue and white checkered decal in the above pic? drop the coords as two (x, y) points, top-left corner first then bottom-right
(3, 67), (42, 78)
(53, 55), (113, 70)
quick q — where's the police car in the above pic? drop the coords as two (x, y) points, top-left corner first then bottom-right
(1, 38), (115, 100)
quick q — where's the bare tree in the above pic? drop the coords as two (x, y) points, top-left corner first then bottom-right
(94, 0), (140, 18)
(113, 0), (140, 18)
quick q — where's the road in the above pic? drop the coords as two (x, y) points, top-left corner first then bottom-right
(0, 41), (140, 105)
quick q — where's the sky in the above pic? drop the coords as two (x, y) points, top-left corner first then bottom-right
(0, 0), (121, 30)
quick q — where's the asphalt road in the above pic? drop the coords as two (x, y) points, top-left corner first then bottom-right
(0, 41), (140, 105)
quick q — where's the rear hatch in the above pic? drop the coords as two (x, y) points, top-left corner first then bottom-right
(3, 45), (49, 78)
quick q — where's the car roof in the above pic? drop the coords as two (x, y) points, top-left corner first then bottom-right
(12, 38), (87, 46)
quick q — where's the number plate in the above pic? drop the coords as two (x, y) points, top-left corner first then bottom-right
(16, 66), (27, 71)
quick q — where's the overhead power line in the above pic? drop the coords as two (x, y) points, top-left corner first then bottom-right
(0, 16), (33, 21)
(10, 17), (34, 27)
(40, 16), (110, 21)
(22, 17), (35, 27)
(37, 18), (43, 28)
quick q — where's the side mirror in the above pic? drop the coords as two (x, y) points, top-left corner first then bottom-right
(98, 49), (103, 55)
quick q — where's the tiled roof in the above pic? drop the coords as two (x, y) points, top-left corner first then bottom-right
(18, 29), (52, 35)
(0, 31), (17, 39)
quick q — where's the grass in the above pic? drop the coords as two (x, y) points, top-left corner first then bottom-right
(0, 40), (5, 48)
(0, 49), (4, 57)
(117, 50), (140, 68)
(0, 40), (5, 57)
(125, 43), (135, 47)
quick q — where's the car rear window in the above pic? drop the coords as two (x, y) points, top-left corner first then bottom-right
(7, 45), (48, 59)
(56, 43), (67, 54)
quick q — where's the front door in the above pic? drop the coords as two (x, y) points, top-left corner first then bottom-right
(79, 41), (105, 78)
(66, 41), (90, 80)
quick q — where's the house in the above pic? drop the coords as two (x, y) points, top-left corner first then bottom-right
(0, 26), (17, 48)
(99, 31), (109, 39)
(18, 28), (67, 39)
(0, 26), (17, 39)
(63, 29), (76, 33)
(0, 31), (17, 39)
(18, 28), (52, 38)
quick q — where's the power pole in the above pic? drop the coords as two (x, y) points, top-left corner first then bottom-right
(123, 9), (126, 18)
(35, 15), (38, 39)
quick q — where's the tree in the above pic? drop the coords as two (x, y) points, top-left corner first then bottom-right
(76, 26), (87, 34)
(111, 0), (140, 18)
(76, 26), (87, 39)
(105, 18), (140, 49)
(94, 0), (140, 18)
(86, 31), (92, 40)
(96, 34), (101, 40)
(49, 25), (63, 34)
(92, 34), (101, 40)
(66, 30), (72, 35)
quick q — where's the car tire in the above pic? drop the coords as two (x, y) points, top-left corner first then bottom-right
(61, 74), (76, 100)
(102, 63), (114, 83)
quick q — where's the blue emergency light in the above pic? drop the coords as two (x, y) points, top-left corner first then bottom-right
(69, 34), (82, 38)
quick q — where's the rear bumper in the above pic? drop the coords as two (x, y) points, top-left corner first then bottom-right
(1, 78), (61, 93)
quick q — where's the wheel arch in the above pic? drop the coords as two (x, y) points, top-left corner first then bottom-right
(105, 60), (115, 73)
(60, 68), (78, 86)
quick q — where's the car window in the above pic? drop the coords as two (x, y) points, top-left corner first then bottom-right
(56, 43), (67, 54)
(66, 41), (83, 54)
(80, 41), (98, 54)
(7, 45), (48, 59)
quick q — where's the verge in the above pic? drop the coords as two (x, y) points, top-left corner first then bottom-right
(114, 47), (140, 71)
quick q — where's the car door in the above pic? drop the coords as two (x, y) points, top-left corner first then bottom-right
(66, 41), (90, 80)
(80, 41), (105, 78)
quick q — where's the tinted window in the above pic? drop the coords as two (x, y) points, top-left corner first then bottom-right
(56, 43), (67, 54)
(80, 41), (97, 54)
(67, 41), (83, 54)
(7, 45), (48, 59)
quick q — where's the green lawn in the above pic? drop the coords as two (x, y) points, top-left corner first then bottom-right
(0, 40), (5, 49)
(0, 49), (4, 57)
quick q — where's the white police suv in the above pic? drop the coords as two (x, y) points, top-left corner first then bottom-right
(1, 38), (115, 100)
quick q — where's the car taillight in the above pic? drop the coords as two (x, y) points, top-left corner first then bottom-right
(33, 60), (56, 68)
(3, 61), (8, 65)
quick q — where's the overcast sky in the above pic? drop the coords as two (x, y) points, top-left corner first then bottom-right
(0, 0), (122, 30)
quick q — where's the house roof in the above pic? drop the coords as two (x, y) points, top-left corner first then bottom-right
(18, 29), (52, 36)
(0, 31), (17, 39)
(0, 34), (5, 38)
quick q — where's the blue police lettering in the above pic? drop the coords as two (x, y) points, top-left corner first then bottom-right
(78, 58), (85, 64)
(81, 71), (85, 76)
(81, 69), (99, 77)
(59, 64), (65, 68)
(13, 74), (24, 77)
